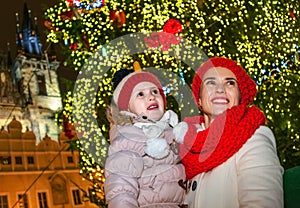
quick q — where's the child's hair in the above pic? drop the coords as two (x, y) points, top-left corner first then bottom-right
(112, 68), (134, 89)
(105, 101), (132, 126)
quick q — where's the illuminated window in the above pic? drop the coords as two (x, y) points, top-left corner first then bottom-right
(37, 192), (48, 208)
(0, 195), (8, 208)
(67, 156), (74, 163)
(72, 189), (82, 205)
(15, 157), (22, 165)
(27, 156), (34, 164)
(36, 75), (47, 96)
(0, 157), (11, 165)
(18, 194), (29, 208)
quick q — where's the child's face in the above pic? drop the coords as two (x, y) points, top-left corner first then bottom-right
(128, 81), (165, 121)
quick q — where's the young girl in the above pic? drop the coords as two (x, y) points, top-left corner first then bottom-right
(104, 69), (185, 208)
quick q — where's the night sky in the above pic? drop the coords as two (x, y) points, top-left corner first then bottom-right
(0, 0), (60, 57)
(0, 0), (78, 87)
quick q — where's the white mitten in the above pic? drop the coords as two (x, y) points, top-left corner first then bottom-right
(145, 137), (169, 159)
(172, 121), (188, 144)
(162, 110), (179, 127)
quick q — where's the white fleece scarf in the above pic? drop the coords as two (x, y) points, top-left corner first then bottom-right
(128, 110), (179, 159)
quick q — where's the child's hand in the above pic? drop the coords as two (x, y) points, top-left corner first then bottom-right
(173, 122), (188, 144)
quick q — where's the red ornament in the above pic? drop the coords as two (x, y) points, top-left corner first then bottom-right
(66, 0), (73, 7)
(81, 33), (90, 49)
(43, 20), (57, 31)
(62, 115), (74, 139)
(69, 43), (78, 50)
(144, 32), (182, 52)
(65, 0), (82, 7)
(289, 10), (296, 18)
(60, 10), (75, 20)
(109, 9), (126, 28)
(163, 19), (183, 34)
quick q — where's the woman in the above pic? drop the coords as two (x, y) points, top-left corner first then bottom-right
(174, 57), (283, 207)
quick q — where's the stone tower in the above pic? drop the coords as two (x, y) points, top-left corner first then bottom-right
(0, 2), (62, 142)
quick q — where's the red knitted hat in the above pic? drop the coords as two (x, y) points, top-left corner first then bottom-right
(113, 71), (166, 111)
(192, 57), (257, 106)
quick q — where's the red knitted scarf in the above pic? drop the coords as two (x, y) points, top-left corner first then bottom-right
(180, 104), (266, 180)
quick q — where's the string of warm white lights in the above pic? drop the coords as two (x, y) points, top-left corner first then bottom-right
(45, 0), (300, 204)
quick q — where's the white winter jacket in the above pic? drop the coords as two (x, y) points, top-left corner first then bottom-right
(184, 126), (284, 208)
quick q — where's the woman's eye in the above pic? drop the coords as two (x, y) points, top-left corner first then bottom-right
(206, 80), (216, 85)
(227, 80), (237, 86)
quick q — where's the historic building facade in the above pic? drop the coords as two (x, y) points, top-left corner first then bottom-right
(0, 120), (98, 208)
(0, 3), (99, 208)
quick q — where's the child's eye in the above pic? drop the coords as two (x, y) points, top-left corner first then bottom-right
(137, 92), (144, 97)
(151, 89), (159, 95)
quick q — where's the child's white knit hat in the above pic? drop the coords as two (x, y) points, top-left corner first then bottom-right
(113, 71), (166, 111)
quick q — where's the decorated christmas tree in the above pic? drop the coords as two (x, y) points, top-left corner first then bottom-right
(44, 0), (300, 206)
